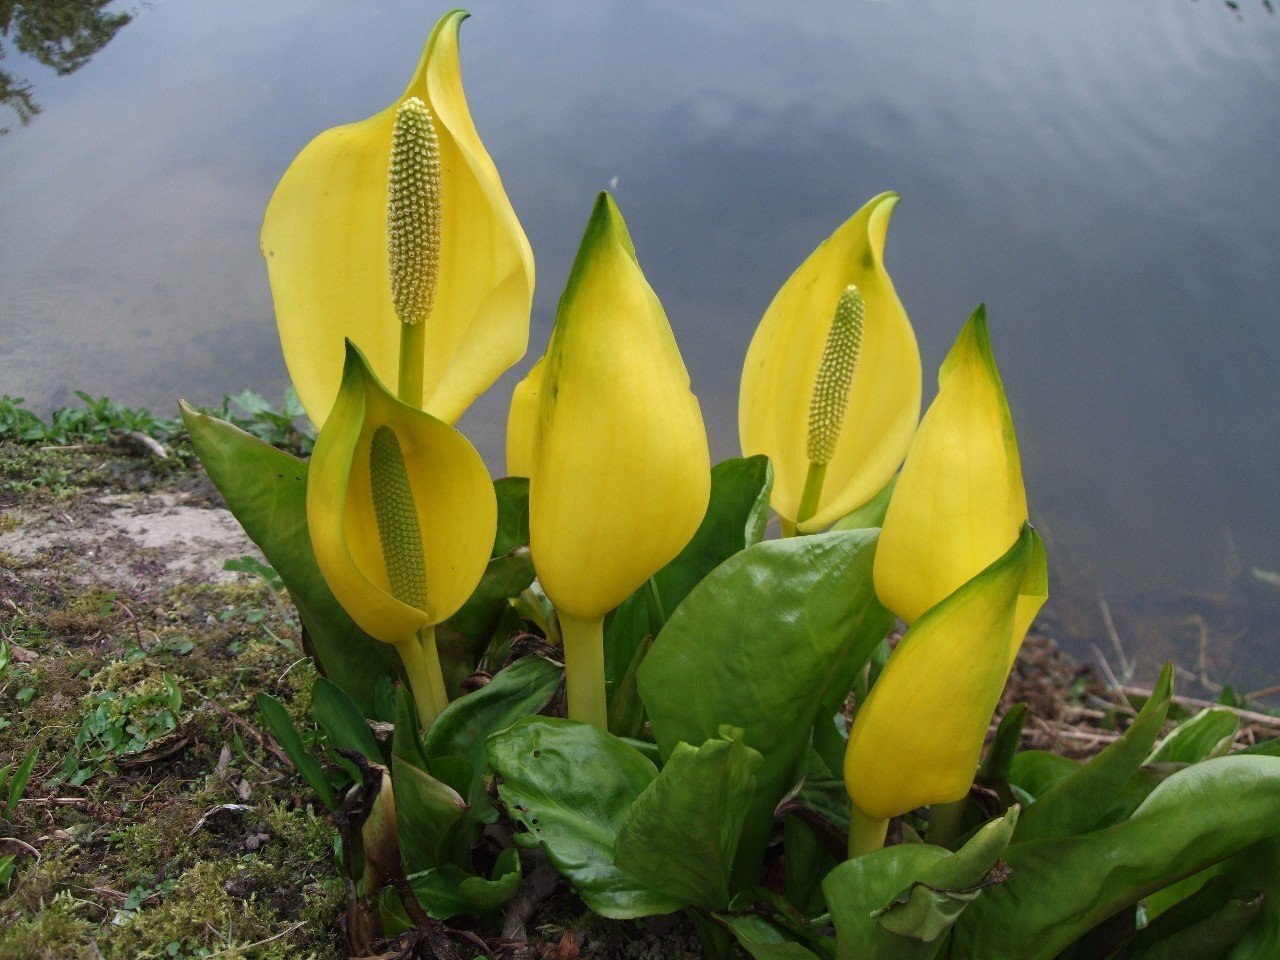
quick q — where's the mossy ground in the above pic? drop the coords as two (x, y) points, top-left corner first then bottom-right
(0, 440), (342, 959)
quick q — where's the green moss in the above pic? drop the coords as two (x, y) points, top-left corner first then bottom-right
(0, 892), (96, 960)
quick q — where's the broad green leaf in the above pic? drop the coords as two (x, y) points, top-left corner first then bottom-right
(1109, 876), (1262, 960)
(1148, 707), (1238, 764)
(824, 844), (951, 960)
(183, 406), (395, 711)
(256, 692), (337, 811)
(824, 811), (1019, 960)
(1015, 662), (1174, 841)
(650, 455), (773, 618)
(951, 756), (1280, 960)
(492, 477), (530, 557)
(716, 914), (824, 960)
(423, 655), (562, 819)
(1007, 750), (1078, 800)
(1219, 837), (1280, 960)
(639, 530), (889, 888)
(391, 756), (469, 876)
(875, 809), (1019, 942)
(379, 886), (414, 939)
(614, 731), (764, 909)
(408, 846), (522, 920)
(831, 474), (897, 531)
(486, 717), (681, 918)
(311, 677), (382, 763)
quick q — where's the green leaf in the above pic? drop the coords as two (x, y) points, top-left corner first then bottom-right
(638, 530), (889, 888)
(183, 406), (395, 711)
(716, 914), (825, 960)
(831, 474), (897, 531)
(1015, 662), (1174, 841)
(442, 548), (536, 643)
(979, 704), (1027, 781)
(824, 845), (951, 960)
(614, 730), (764, 909)
(823, 811), (1018, 960)
(492, 477), (530, 557)
(256, 693), (337, 811)
(379, 886), (414, 939)
(408, 846), (522, 920)
(608, 634), (653, 740)
(423, 656), (563, 819)
(602, 457), (774, 704)
(486, 717), (681, 918)
(650, 455), (774, 617)
(1148, 708), (1238, 764)
(391, 755), (469, 876)
(1239, 737), (1280, 757)
(311, 677), (382, 764)
(875, 809), (1019, 942)
(1109, 876), (1262, 960)
(1007, 750), (1079, 800)
(951, 756), (1280, 960)
(4, 747), (38, 814)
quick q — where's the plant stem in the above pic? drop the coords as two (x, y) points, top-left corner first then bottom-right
(780, 518), (798, 538)
(398, 320), (426, 408)
(847, 803), (889, 859)
(795, 460), (828, 529)
(559, 612), (607, 729)
(395, 626), (448, 728)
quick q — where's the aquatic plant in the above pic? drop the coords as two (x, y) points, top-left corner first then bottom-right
(182, 8), (1280, 959)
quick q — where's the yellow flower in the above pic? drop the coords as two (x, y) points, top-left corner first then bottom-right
(261, 9), (534, 429)
(739, 193), (921, 532)
(528, 193), (710, 726)
(505, 355), (544, 478)
(308, 341), (496, 724)
(844, 524), (1047, 832)
(874, 306), (1028, 626)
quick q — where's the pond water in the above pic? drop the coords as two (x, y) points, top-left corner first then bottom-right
(2, 0), (1278, 688)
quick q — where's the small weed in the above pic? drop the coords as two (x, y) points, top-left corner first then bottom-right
(0, 388), (315, 456)
(221, 555), (297, 650)
(54, 674), (183, 785)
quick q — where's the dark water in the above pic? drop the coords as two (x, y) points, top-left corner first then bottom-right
(2, 1), (1278, 687)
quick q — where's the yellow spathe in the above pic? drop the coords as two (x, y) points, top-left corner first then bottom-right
(874, 306), (1028, 625)
(529, 193), (711, 620)
(505, 354), (545, 478)
(739, 193), (921, 531)
(845, 524), (1048, 820)
(307, 342), (496, 645)
(262, 9), (534, 428)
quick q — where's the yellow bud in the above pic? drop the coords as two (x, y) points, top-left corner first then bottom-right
(874, 306), (1028, 625)
(845, 525), (1047, 820)
(505, 355), (545, 478)
(529, 193), (710, 620)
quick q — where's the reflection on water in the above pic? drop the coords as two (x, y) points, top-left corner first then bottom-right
(0, 0), (1277, 688)
(0, 0), (132, 133)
